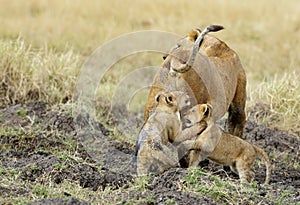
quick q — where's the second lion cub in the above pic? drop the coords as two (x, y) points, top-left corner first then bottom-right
(180, 104), (271, 184)
(135, 91), (196, 176)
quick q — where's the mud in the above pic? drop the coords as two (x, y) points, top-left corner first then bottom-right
(0, 101), (299, 204)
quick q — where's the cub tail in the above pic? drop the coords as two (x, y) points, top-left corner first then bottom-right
(253, 145), (271, 184)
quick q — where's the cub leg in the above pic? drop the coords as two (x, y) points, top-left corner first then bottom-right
(177, 140), (195, 160)
(137, 153), (152, 176)
(178, 140), (210, 168)
(151, 143), (180, 171)
(235, 156), (255, 183)
(188, 145), (214, 168)
(230, 165), (238, 175)
(188, 150), (202, 168)
(174, 121), (207, 144)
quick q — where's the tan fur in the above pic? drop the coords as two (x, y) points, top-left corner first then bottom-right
(187, 30), (199, 42)
(135, 91), (191, 176)
(144, 27), (247, 138)
(181, 104), (271, 184)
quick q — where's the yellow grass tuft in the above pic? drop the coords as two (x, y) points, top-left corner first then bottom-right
(247, 72), (300, 136)
(0, 38), (81, 107)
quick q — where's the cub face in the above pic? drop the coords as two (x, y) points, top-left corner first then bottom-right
(155, 91), (190, 111)
(185, 104), (212, 127)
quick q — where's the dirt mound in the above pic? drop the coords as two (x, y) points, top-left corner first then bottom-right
(0, 101), (299, 204)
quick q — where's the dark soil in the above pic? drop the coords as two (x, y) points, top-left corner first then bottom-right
(0, 101), (299, 204)
(29, 198), (89, 205)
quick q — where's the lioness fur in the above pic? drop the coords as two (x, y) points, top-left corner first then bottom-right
(181, 104), (271, 184)
(135, 91), (192, 176)
(144, 25), (247, 139)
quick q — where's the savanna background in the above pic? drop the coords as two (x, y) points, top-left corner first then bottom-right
(0, 0), (299, 204)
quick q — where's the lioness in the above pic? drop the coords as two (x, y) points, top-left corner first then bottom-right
(144, 25), (247, 139)
(135, 91), (205, 176)
(180, 104), (271, 184)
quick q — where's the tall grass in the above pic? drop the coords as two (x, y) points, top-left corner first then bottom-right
(0, 38), (81, 107)
(247, 72), (300, 136)
(0, 0), (299, 79)
(0, 0), (299, 133)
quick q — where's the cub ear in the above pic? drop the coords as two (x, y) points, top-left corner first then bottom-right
(204, 104), (213, 117)
(165, 93), (176, 105)
(155, 91), (165, 103)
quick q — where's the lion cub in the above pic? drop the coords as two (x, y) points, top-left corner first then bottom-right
(134, 91), (191, 176)
(181, 104), (271, 184)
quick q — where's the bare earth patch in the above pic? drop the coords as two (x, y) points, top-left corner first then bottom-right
(0, 101), (299, 204)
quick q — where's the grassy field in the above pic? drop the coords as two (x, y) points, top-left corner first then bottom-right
(1, 0), (299, 134)
(1, 0), (299, 76)
(0, 0), (299, 204)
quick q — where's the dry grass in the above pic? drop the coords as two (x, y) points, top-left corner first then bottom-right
(0, 38), (81, 107)
(0, 0), (299, 133)
(247, 72), (300, 136)
(0, 0), (299, 80)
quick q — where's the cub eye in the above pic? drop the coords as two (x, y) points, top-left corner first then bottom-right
(168, 96), (173, 102)
(192, 109), (195, 113)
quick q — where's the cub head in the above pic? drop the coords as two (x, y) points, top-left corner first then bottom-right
(154, 91), (190, 112)
(184, 103), (212, 127)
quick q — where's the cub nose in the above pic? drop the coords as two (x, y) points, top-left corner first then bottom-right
(169, 69), (177, 77)
(185, 119), (192, 127)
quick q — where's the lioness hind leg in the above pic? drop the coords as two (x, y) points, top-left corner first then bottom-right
(227, 104), (246, 138)
(227, 72), (246, 138)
